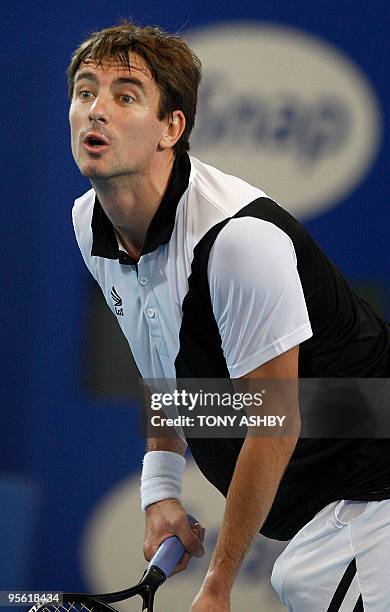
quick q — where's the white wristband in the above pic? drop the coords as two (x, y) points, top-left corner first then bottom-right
(140, 450), (186, 511)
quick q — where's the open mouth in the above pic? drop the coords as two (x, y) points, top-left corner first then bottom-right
(83, 133), (109, 150)
(87, 136), (105, 146)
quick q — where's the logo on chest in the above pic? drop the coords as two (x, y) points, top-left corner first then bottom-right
(111, 286), (124, 316)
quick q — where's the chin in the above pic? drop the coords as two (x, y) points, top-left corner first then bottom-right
(82, 169), (101, 178)
(79, 164), (108, 179)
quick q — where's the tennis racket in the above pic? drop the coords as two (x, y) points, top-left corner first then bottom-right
(29, 515), (200, 612)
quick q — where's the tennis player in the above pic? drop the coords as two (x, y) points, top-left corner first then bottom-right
(69, 22), (390, 611)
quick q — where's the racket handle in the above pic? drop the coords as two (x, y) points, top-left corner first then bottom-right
(148, 514), (199, 579)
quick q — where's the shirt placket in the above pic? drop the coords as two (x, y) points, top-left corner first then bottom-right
(138, 255), (172, 377)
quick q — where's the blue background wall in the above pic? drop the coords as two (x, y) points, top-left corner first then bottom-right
(1, 0), (389, 594)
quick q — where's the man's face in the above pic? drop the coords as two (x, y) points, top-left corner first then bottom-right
(69, 54), (168, 180)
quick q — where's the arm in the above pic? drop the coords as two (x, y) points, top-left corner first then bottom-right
(189, 217), (310, 609)
(190, 219), (309, 610)
(191, 346), (300, 611)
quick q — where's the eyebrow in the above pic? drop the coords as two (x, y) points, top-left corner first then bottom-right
(74, 70), (147, 95)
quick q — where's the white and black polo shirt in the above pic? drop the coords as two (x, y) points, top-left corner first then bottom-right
(73, 153), (390, 541)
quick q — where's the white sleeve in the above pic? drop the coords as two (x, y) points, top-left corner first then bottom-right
(207, 217), (313, 378)
(71, 189), (98, 281)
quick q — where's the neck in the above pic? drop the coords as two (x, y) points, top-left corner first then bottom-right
(91, 152), (175, 259)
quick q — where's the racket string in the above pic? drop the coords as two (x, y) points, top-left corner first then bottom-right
(38, 603), (104, 612)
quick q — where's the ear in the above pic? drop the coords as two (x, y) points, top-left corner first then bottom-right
(158, 111), (186, 150)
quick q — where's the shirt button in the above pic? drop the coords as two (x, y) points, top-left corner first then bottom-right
(146, 308), (156, 318)
(140, 277), (148, 286)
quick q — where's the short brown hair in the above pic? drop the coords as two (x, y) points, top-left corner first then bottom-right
(67, 21), (202, 154)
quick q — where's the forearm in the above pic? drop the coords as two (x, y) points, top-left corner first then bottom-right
(204, 434), (297, 595)
(144, 380), (187, 456)
(147, 433), (187, 455)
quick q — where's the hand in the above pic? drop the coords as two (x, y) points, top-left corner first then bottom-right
(144, 498), (205, 574)
(190, 588), (231, 611)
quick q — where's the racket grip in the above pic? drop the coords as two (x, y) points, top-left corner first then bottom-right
(148, 514), (199, 578)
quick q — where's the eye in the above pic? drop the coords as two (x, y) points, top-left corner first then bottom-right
(119, 94), (136, 105)
(78, 90), (94, 101)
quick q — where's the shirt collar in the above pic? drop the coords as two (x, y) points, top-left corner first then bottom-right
(91, 152), (191, 264)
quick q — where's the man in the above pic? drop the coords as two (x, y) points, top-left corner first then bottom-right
(69, 22), (390, 611)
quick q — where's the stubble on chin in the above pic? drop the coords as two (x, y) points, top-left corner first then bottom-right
(77, 156), (109, 179)
(81, 166), (102, 178)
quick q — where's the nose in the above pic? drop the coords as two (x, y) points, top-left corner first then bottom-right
(88, 96), (109, 125)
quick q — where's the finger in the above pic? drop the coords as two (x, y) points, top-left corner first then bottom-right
(191, 524), (202, 540)
(143, 536), (167, 561)
(192, 529), (205, 549)
(192, 524), (206, 542)
(180, 521), (206, 555)
(180, 527), (205, 557)
(144, 530), (179, 561)
(172, 551), (191, 575)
